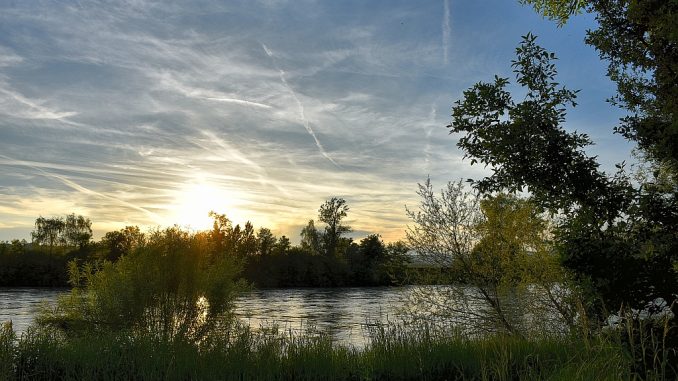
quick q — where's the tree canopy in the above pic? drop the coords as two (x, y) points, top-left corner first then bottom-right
(449, 33), (630, 220)
(449, 33), (677, 315)
(522, 0), (678, 172)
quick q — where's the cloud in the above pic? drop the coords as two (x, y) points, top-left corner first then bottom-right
(0, 85), (78, 120)
(262, 43), (339, 167)
(0, 154), (164, 224)
(154, 71), (273, 109)
(0, 0), (627, 243)
(0, 46), (22, 67)
(442, 0), (451, 65)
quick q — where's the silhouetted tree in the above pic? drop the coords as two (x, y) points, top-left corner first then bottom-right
(348, 234), (387, 285)
(318, 197), (352, 257)
(449, 33), (630, 221)
(275, 235), (291, 255)
(101, 226), (145, 261)
(385, 241), (411, 284)
(32, 216), (66, 254)
(64, 214), (92, 249)
(256, 228), (277, 256)
(300, 220), (322, 255)
(522, 0), (678, 171)
(236, 222), (257, 257)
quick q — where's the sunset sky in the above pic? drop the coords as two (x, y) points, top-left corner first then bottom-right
(0, 0), (632, 243)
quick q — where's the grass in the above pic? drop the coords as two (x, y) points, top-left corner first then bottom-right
(0, 321), (648, 381)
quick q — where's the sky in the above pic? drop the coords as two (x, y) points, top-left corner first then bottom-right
(0, 0), (634, 243)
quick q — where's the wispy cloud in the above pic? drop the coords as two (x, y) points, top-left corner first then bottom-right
(0, 154), (164, 224)
(0, 85), (77, 120)
(154, 71), (273, 109)
(0, 46), (22, 67)
(0, 0), (627, 243)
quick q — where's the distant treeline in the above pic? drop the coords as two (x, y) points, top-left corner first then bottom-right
(0, 199), (414, 288)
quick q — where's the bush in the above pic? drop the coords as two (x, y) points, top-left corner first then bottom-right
(38, 226), (246, 343)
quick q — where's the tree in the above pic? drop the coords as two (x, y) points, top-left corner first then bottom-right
(300, 220), (322, 255)
(235, 222), (257, 257)
(474, 195), (578, 333)
(348, 234), (387, 285)
(100, 226), (145, 261)
(384, 241), (411, 285)
(448, 34), (678, 318)
(449, 33), (630, 221)
(31, 216), (66, 254)
(63, 214), (92, 249)
(516, 2), (678, 316)
(404, 180), (485, 331)
(521, 0), (678, 172)
(207, 212), (257, 257)
(41, 227), (245, 343)
(256, 228), (277, 256)
(405, 179), (574, 336)
(274, 235), (291, 255)
(318, 197), (352, 257)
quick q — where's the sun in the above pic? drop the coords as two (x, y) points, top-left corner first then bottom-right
(171, 182), (239, 231)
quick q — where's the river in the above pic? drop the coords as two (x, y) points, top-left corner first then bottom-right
(0, 287), (413, 346)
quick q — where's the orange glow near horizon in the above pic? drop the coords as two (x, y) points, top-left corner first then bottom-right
(170, 181), (248, 231)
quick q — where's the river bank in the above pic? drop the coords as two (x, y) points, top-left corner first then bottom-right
(0, 321), (633, 381)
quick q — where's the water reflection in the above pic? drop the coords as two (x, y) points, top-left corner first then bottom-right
(234, 287), (408, 346)
(0, 288), (66, 334)
(3, 286), (414, 346)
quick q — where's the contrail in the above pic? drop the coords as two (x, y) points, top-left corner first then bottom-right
(203, 97), (272, 109)
(157, 73), (272, 109)
(425, 105), (436, 167)
(442, 0), (451, 65)
(261, 43), (339, 167)
(0, 87), (77, 120)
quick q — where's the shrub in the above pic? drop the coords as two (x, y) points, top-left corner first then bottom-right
(38, 226), (246, 343)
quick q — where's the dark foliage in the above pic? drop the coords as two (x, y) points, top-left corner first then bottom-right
(448, 35), (678, 317)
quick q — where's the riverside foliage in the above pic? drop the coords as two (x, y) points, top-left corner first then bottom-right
(0, 320), (644, 381)
(0, 199), (410, 289)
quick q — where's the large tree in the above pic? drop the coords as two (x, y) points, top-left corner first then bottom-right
(32, 216), (65, 253)
(318, 197), (352, 257)
(451, 33), (631, 220)
(522, 0), (678, 172)
(63, 214), (92, 249)
(449, 34), (677, 315)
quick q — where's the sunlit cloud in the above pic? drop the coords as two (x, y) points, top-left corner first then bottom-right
(0, 0), (630, 243)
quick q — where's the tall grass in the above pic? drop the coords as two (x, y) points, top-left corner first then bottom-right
(0, 321), (649, 381)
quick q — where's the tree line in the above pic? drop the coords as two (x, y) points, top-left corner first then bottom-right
(0, 199), (410, 288)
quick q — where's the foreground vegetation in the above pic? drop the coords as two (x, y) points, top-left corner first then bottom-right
(0, 321), (659, 381)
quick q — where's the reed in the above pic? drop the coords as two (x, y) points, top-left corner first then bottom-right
(0, 321), (652, 381)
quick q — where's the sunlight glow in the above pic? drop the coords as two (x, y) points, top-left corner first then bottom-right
(170, 181), (244, 231)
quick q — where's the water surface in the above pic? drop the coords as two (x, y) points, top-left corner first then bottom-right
(1, 287), (410, 345)
(0, 288), (66, 334)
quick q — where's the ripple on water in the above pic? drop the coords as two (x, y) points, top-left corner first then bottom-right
(3, 286), (416, 347)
